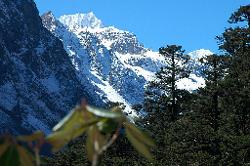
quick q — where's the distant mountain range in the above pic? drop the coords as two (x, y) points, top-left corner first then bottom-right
(0, 0), (212, 134)
(41, 11), (212, 116)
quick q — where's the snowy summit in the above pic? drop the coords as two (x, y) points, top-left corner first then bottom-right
(59, 12), (103, 30)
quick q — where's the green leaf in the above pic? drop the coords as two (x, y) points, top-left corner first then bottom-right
(97, 119), (118, 134)
(47, 118), (100, 152)
(17, 131), (44, 142)
(46, 130), (69, 152)
(125, 127), (154, 161)
(17, 145), (34, 166)
(46, 127), (85, 152)
(87, 106), (123, 119)
(124, 122), (155, 147)
(0, 142), (9, 157)
(52, 106), (83, 131)
(0, 145), (20, 166)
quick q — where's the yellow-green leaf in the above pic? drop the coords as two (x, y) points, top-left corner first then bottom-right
(47, 118), (99, 152)
(97, 119), (118, 134)
(46, 130), (69, 152)
(17, 131), (44, 142)
(53, 106), (83, 131)
(17, 145), (34, 166)
(46, 129), (80, 152)
(125, 127), (154, 161)
(124, 122), (155, 147)
(87, 106), (123, 119)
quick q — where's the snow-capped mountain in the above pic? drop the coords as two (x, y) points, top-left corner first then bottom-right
(41, 12), (210, 115)
(0, 0), (96, 134)
(42, 12), (167, 116)
(0, 0), (213, 135)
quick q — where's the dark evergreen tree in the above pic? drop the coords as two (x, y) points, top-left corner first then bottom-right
(187, 54), (229, 164)
(218, 5), (250, 135)
(142, 45), (194, 165)
(144, 45), (191, 121)
(229, 5), (250, 27)
(199, 54), (229, 132)
(215, 5), (250, 165)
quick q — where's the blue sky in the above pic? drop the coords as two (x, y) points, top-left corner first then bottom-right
(34, 0), (249, 53)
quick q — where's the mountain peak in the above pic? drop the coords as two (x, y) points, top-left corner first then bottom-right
(59, 12), (103, 30)
(41, 11), (57, 31)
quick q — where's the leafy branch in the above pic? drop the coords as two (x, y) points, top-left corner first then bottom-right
(0, 104), (155, 166)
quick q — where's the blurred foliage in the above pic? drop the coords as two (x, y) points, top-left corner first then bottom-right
(0, 104), (155, 166)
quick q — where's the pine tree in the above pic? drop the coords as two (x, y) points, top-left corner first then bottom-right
(142, 45), (193, 165)
(229, 5), (250, 27)
(218, 5), (250, 135)
(199, 54), (229, 132)
(188, 54), (229, 164)
(214, 5), (250, 164)
(144, 45), (191, 121)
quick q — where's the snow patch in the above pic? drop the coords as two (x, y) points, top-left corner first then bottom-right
(177, 74), (205, 91)
(90, 70), (137, 117)
(188, 49), (213, 60)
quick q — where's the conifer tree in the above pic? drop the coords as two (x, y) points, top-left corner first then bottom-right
(199, 54), (229, 131)
(229, 5), (250, 27)
(143, 45), (193, 165)
(144, 45), (191, 121)
(218, 5), (250, 135)
(214, 5), (250, 164)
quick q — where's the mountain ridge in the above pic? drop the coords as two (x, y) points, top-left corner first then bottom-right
(41, 11), (210, 116)
(0, 0), (97, 134)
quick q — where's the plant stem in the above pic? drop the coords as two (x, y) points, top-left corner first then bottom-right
(35, 148), (40, 166)
(91, 126), (121, 166)
(98, 127), (120, 155)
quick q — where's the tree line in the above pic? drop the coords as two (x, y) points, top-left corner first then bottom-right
(142, 5), (250, 165)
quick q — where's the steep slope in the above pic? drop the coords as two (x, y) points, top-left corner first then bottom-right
(41, 12), (210, 115)
(0, 0), (95, 134)
(42, 12), (166, 116)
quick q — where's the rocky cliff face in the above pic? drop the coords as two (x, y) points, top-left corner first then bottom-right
(0, 0), (95, 134)
(41, 12), (208, 116)
(41, 12), (168, 116)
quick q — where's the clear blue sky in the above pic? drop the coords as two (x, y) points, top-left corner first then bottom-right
(34, 0), (249, 53)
